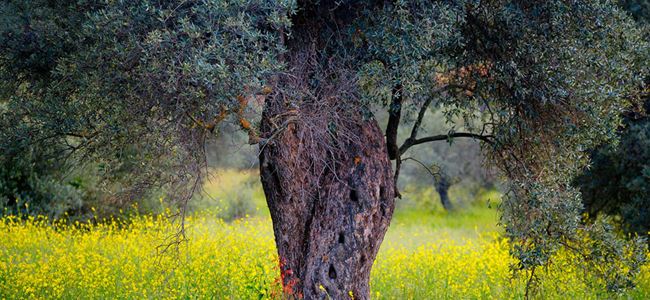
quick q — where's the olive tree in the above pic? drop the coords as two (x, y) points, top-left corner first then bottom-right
(1, 0), (648, 298)
(576, 0), (649, 240)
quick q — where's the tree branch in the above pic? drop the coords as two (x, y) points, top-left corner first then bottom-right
(401, 157), (440, 180)
(407, 85), (462, 144)
(385, 84), (403, 160)
(408, 97), (433, 145)
(388, 83), (471, 195)
(399, 132), (494, 155)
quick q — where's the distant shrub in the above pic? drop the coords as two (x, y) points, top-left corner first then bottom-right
(0, 140), (82, 218)
(0, 140), (165, 220)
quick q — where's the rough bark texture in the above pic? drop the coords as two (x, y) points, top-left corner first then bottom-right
(258, 2), (395, 298)
(259, 69), (395, 298)
(259, 99), (395, 299)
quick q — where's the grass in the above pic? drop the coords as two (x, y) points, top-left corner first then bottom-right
(0, 170), (649, 299)
(385, 206), (500, 249)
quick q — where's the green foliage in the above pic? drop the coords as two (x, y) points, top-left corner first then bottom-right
(356, 0), (464, 108)
(0, 0), (294, 212)
(0, 145), (84, 218)
(572, 0), (650, 247)
(357, 0), (649, 291)
(0, 135), (166, 219)
(576, 100), (650, 237)
(621, 0), (650, 22)
(463, 2), (648, 291)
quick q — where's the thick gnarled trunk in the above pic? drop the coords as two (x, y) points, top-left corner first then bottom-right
(258, 3), (395, 298)
(259, 95), (395, 299)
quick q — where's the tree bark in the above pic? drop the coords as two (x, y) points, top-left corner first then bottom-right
(257, 2), (395, 298)
(259, 89), (395, 299)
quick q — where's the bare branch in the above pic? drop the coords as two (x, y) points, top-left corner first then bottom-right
(399, 132), (494, 155)
(407, 84), (464, 143)
(401, 157), (440, 180)
(385, 84), (403, 160)
(388, 84), (468, 191)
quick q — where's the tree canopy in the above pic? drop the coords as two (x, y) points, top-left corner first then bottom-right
(576, 0), (649, 243)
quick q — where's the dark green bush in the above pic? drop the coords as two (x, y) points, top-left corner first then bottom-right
(576, 100), (650, 236)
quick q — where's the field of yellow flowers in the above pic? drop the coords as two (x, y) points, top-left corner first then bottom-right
(0, 170), (648, 299)
(1, 207), (649, 299)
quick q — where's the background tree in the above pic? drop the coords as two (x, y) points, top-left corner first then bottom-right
(1, 0), (648, 298)
(392, 108), (496, 211)
(576, 100), (650, 237)
(575, 0), (650, 239)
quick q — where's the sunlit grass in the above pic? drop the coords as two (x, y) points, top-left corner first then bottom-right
(385, 206), (500, 249)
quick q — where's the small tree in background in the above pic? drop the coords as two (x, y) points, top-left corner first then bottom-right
(394, 109), (496, 211)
